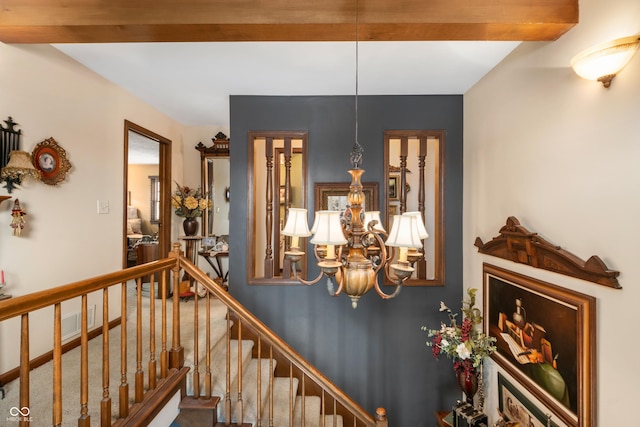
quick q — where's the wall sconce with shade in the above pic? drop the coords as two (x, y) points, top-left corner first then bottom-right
(571, 35), (640, 88)
(0, 151), (40, 193)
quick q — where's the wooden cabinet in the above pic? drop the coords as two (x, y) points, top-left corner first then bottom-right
(137, 243), (159, 283)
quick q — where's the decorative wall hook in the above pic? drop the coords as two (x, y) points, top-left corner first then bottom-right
(0, 116), (21, 170)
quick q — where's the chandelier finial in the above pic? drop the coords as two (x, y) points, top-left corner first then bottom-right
(350, 141), (364, 169)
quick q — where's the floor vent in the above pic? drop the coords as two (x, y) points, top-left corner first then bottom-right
(61, 305), (95, 341)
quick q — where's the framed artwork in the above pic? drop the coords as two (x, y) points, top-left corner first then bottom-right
(483, 264), (596, 427)
(388, 204), (398, 216)
(388, 175), (399, 200)
(279, 185), (286, 204)
(314, 182), (378, 213)
(32, 137), (72, 185)
(498, 372), (565, 427)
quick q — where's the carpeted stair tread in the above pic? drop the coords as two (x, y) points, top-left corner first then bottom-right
(260, 376), (299, 426)
(218, 357), (275, 424)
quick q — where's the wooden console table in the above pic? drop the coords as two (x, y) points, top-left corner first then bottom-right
(179, 235), (203, 299)
(199, 250), (229, 284)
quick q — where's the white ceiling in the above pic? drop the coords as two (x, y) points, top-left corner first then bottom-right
(53, 41), (521, 127)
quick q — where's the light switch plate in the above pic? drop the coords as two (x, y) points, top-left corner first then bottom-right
(97, 200), (109, 214)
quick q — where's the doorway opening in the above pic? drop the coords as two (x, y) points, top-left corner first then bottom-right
(123, 120), (172, 270)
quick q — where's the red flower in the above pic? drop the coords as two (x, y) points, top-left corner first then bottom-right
(432, 333), (442, 358)
(461, 317), (472, 342)
(453, 358), (474, 374)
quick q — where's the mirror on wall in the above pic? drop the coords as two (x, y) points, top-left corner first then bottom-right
(384, 130), (445, 286)
(247, 131), (308, 284)
(196, 132), (230, 239)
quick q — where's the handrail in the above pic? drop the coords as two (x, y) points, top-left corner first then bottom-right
(0, 259), (174, 322)
(0, 244), (387, 426)
(0, 254), (182, 427)
(180, 252), (381, 426)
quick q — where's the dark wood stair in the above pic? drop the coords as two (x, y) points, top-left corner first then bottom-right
(171, 396), (220, 426)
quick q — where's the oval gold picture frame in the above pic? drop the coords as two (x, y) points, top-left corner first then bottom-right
(32, 137), (71, 185)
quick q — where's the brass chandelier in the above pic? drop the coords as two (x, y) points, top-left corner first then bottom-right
(280, 0), (429, 308)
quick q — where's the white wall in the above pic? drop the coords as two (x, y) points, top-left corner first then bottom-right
(0, 43), (186, 371)
(464, 0), (640, 425)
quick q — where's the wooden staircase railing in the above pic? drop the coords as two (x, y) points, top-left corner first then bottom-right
(0, 253), (188, 426)
(180, 247), (387, 427)
(0, 243), (387, 427)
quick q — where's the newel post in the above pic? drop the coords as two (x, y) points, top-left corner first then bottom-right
(375, 407), (388, 427)
(169, 243), (184, 368)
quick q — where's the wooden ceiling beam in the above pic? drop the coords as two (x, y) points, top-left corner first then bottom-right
(0, 0), (578, 43)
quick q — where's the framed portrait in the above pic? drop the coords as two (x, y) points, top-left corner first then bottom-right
(32, 137), (72, 185)
(388, 175), (399, 201)
(483, 264), (596, 427)
(314, 182), (379, 214)
(498, 372), (566, 427)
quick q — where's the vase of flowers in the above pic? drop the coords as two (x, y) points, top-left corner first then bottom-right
(172, 182), (211, 236)
(422, 288), (497, 406)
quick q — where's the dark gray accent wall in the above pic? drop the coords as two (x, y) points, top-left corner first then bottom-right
(229, 95), (463, 427)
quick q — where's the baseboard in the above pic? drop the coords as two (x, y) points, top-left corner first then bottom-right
(0, 316), (121, 385)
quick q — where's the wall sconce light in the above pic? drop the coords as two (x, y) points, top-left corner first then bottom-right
(571, 35), (640, 88)
(0, 151), (41, 193)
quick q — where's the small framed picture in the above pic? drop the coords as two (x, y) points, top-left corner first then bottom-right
(315, 182), (378, 213)
(498, 372), (566, 427)
(388, 175), (399, 200)
(32, 137), (72, 185)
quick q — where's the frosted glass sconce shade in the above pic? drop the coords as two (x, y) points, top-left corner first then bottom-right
(571, 35), (640, 88)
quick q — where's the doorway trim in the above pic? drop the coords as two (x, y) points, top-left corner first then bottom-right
(123, 120), (172, 268)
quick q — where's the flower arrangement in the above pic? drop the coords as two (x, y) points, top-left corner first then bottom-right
(422, 288), (496, 374)
(172, 182), (211, 218)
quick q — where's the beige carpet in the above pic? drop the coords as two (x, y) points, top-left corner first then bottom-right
(0, 284), (343, 427)
(0, 284), (228, 426)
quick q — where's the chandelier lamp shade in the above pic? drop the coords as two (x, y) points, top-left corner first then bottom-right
(570, 35), (640, 88)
